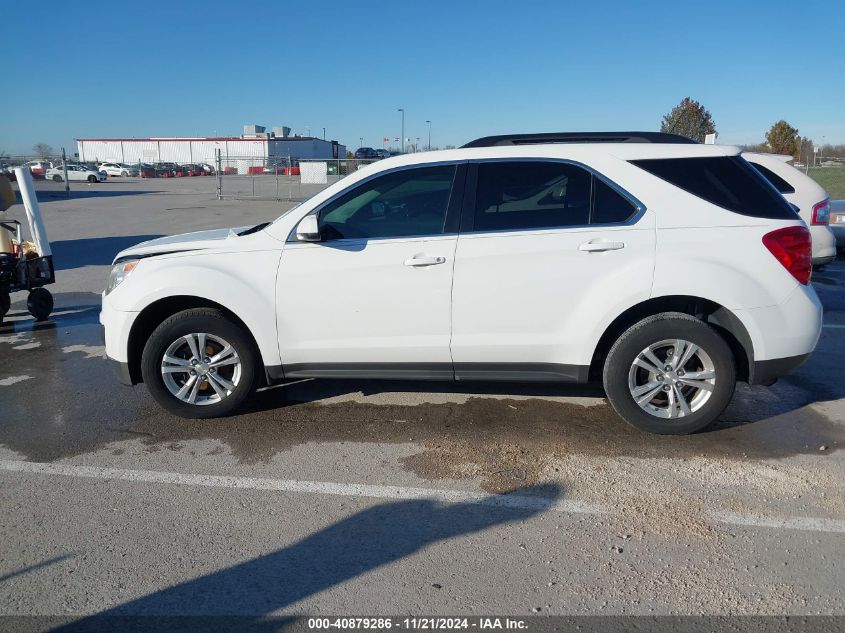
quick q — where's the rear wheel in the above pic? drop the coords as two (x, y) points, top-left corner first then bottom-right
(602, 312), (736, 435)
(52, 174), (63, 182)
(141, 308), (258, 418)
(121, 170), (129, 177)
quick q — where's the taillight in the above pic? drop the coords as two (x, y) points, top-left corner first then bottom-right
(762, 226), (812, 285)
(812, 199), (830, 225)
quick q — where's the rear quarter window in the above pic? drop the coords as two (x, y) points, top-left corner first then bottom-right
(747, 161), (796, 194)
(630, 156), (797, 219)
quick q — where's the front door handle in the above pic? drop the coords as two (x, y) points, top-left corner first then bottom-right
(404, 255), (447, 267)
(579, 240), (625, 252)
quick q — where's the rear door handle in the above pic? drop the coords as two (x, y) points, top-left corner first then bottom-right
(579, 240), (625, 252)
(404, 255), (447, 267)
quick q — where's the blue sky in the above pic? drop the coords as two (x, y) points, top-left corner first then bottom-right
(3, 0), (843, 154)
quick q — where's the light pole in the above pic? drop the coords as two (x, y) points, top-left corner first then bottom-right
(398, 108), (405, 154)
(323, 127), (326, 140)
(426, 120), (431, 151)
(359, 136), (363, 149)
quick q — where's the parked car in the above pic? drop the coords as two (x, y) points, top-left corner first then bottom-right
(374, 149), (391, 159)
(200, 163), (215, 176)
(743, 152), (836, 267)
(26, 160), (52, 178)
(354, 147), (378, 159)
(139, 163), (156, 178)
(830, 200), (845, 252)
(153, 162), (178, 178)
(99, 162), (138, 177)
(180, 164), (203, 177)
(46, 164), (107, 183)
(101, 131), (821, 434)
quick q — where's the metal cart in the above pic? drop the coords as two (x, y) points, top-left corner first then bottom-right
(0, 218), (55, 323)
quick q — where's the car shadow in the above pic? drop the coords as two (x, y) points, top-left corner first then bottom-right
(51, 235), (164, 270)
(53, 484), (561, 627)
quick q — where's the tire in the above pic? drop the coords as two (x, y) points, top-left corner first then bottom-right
(87, 175), (97, 183)
(52, 175), (63, 182)
(27, 288), (53, 321)
(121, 170), (128, 177)
(0, 291), (10, 319)
(141, 308), (259, 418)
(602, 312), (736, 435)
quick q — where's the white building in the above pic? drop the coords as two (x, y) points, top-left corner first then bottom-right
(76, 136), (345, 171)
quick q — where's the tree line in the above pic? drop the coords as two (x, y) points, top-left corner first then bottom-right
(660, 97), (842, 164)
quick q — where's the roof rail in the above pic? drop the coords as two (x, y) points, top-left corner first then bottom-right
(461, 131), (697, 148)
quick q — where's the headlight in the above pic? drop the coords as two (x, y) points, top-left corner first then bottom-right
(106, 259), (139, 295)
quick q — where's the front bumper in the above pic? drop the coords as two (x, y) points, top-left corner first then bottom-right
(100, 293), (139, 384)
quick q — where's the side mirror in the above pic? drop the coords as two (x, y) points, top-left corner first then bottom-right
(295, 214), (321, 242)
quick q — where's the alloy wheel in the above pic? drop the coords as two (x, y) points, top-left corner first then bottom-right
(160, 332), (241, 405)
(627, 339), (716, 419)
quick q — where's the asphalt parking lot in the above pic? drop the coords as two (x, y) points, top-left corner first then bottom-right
(1, 176), (844, 620)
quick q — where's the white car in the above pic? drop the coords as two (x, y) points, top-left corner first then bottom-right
(99, 162), (137, 177)
(743, 152), (836, 267)
(46, 165), (107, 183)
(101, 132), (822, 434)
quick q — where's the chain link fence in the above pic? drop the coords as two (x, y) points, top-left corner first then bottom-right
(212, 155), (380, 201)
(1, 151), (387, 203)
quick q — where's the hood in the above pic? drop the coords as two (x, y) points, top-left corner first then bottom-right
(114, 226), (252, 261)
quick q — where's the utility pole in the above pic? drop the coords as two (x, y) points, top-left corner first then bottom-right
(426, 120), (431, 151)
(323, 127), (326, 140)
(398, 108), (405, 153)
(61, 148), (69, 198)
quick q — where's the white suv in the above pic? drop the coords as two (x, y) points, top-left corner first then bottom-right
(100, 132), (822, 434)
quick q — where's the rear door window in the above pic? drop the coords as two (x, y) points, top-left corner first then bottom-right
(591, 178), (638, 224)
(631, 156), (796, 219)
(468, 161), (638, 232)
(472, 162), (592, 231)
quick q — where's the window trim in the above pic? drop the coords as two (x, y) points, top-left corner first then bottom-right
(458, 157), (646, 235)
(286, 161), (466, 243)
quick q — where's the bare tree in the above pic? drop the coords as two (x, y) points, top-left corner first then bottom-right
(32, 143), (53, 158)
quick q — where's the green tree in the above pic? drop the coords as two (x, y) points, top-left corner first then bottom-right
(795, 136), (813, 164)
(660, 97), (716, 142)
(765, 120), (799, 156)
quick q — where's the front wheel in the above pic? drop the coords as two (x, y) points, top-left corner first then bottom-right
(141, 308), (258, 418)
(52, 174), (63, 182)
(121, 170), (128, 177)
(87, 175), (97, 183)
(602, 312), (736, 435)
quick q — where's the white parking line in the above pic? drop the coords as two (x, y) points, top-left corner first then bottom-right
(3, 459), (845, 533)
(0, 459), (605, 515)
(710, 510), (845, 534)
